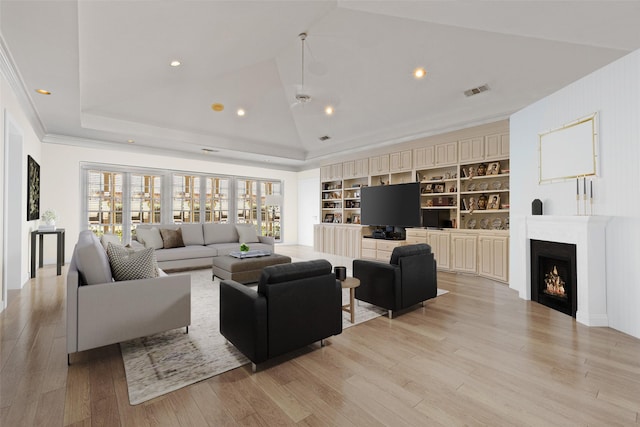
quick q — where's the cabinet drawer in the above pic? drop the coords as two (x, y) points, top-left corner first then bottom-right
(406, 237), (425, 245)
(362, 248), (377, 259)
(377, 250), (394, 261)
(362, 239), (376, 249)
(377, 241), (403, 251)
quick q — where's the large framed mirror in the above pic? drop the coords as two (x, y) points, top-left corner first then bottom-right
(539, 113), (598, 183)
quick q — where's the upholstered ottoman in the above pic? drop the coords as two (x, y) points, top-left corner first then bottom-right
(212, 254), (292, 284)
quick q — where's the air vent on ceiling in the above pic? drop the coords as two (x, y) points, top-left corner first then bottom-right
(201, 148), (218, 154)
(318, 135), (331, 142)
(464, 84), (489, 97)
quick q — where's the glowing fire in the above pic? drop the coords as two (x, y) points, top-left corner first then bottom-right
(544, 266), (566, 297)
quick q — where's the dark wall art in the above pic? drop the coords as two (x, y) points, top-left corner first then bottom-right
(27, 155), (40, 221)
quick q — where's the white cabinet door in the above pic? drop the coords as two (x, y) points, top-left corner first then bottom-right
(414, 146), (436, 169)
(313, 224), (324, 252)
(330, 163), (343, 180)
(428, 231), (451, 270)
(451, 234), (477, 273)
(485, 133), (510, 160)
(478, 235), (509, 282)
(459, 137), (484, 163)
(354, 158), (369, 178)
(369, 154), (390, 174)
(320, 166), (331, 182)
(435, 141), (458, 166)
(390, 150), (412, 172)
(342, 161), (355, 179)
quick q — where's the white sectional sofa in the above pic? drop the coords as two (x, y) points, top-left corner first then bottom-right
(134, 223), (275, 271)
(67, 230), (191, 362)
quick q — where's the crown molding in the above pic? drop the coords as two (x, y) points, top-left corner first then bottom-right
(0, 34), (47, 139)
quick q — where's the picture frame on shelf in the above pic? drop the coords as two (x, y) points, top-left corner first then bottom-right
(487, 162), (501, 175)
(334, 213), (342, 223)
(323, 213), (334, 223)
(488, 194), (501, 210)
(352, 214), (361, 224)
(423, 183), (433, 193)
(434, 183), (445, 193)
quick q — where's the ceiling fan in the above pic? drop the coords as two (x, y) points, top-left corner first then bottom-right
(293, 32), (312, 106)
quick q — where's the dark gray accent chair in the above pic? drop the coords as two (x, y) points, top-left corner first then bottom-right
(353, 243), (437, 318)
(219, 259), (342, 371)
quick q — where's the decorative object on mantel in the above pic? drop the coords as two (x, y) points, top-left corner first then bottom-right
(532, 199), (543, 215)
(575, 176), (595, 216)
(39, 209), (58, 231)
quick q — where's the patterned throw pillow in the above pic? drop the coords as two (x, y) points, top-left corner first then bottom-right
(106, 243), (159, 281)
(160, 228), (185, 249)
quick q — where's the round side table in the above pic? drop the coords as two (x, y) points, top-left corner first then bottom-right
(341, 277), (360, 323)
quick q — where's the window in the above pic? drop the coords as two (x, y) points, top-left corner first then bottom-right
(205, 177), (229, 223)
(236, 179), (258, 225)
(173, 175), (201, 223)
(261, 181), (281, 240)
(82, 164), (283, 242)
(86, 170), (123, 236)
(130, 174), (162, 226)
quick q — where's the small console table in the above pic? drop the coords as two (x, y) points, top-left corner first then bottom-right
(30, 228), (66, 278)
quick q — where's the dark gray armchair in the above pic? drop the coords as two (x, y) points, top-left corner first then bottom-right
(220, 259), (342, 371)
(353, 243), (437, 318)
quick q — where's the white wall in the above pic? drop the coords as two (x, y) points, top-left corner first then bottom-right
(39, 143), (301, 262)
(296, 168), (320, 247)
(0, 69), (43, 297)
(510, 48), (640, 338)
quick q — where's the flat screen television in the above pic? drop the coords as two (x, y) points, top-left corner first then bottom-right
(360, 182), (421, 228)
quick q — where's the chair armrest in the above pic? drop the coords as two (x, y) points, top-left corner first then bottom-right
(74, 273), (191, 352)
(219, 280), (268, 363)
(353, 259), (401, 310)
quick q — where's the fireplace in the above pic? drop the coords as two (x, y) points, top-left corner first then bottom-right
(530, 239), (577, 317)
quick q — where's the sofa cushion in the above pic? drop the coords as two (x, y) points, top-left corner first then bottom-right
(99, 233), (122, 251)
(236, 224), (260, 244)
(154, 245), (216, 262)
(160, 228), (185, 249)
(180, 223), (204, 246)
(258, 259), (332, 295)
(203, 223), (238, 245)
(136, 227), (164, 249)
(75, 230), (113, 285)
(107, 243), (159, 281)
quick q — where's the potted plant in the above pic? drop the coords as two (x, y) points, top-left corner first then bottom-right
(240, 243), (250, 254)
(41, 209), (58, 226)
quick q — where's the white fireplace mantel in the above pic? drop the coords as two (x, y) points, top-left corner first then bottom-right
(519, 215), (610, 327)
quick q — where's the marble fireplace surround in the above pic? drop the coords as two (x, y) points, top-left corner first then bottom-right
(516, 215), (609, 327)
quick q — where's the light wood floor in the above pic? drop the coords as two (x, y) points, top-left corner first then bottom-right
(2, 245), (640, 426)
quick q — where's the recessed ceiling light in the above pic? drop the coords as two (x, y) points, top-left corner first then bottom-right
(127, 139), (135, 144)
(413, 68), (426, 79)
(325, 106), (334, 116)
(237, 108), (245, 117)
(35, 89), (51, 95)
(211, 103), (224, 112)
(170, 60), (181, 67)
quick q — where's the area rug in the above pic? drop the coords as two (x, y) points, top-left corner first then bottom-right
(120, 269), (388, 405)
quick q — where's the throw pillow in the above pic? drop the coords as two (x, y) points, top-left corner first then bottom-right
(160, 228), (185, 249)
(106, 243), (159, 281)
(100, 233), (122, 251)
(135, 227), (164, 249)
(236, 224), (260, 244)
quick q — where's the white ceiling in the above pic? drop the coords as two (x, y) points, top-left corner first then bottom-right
(2, 1), (639, 171)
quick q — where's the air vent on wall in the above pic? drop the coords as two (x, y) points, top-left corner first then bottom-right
(464, 84), (489, 97)
(318, 135), (331, 142)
